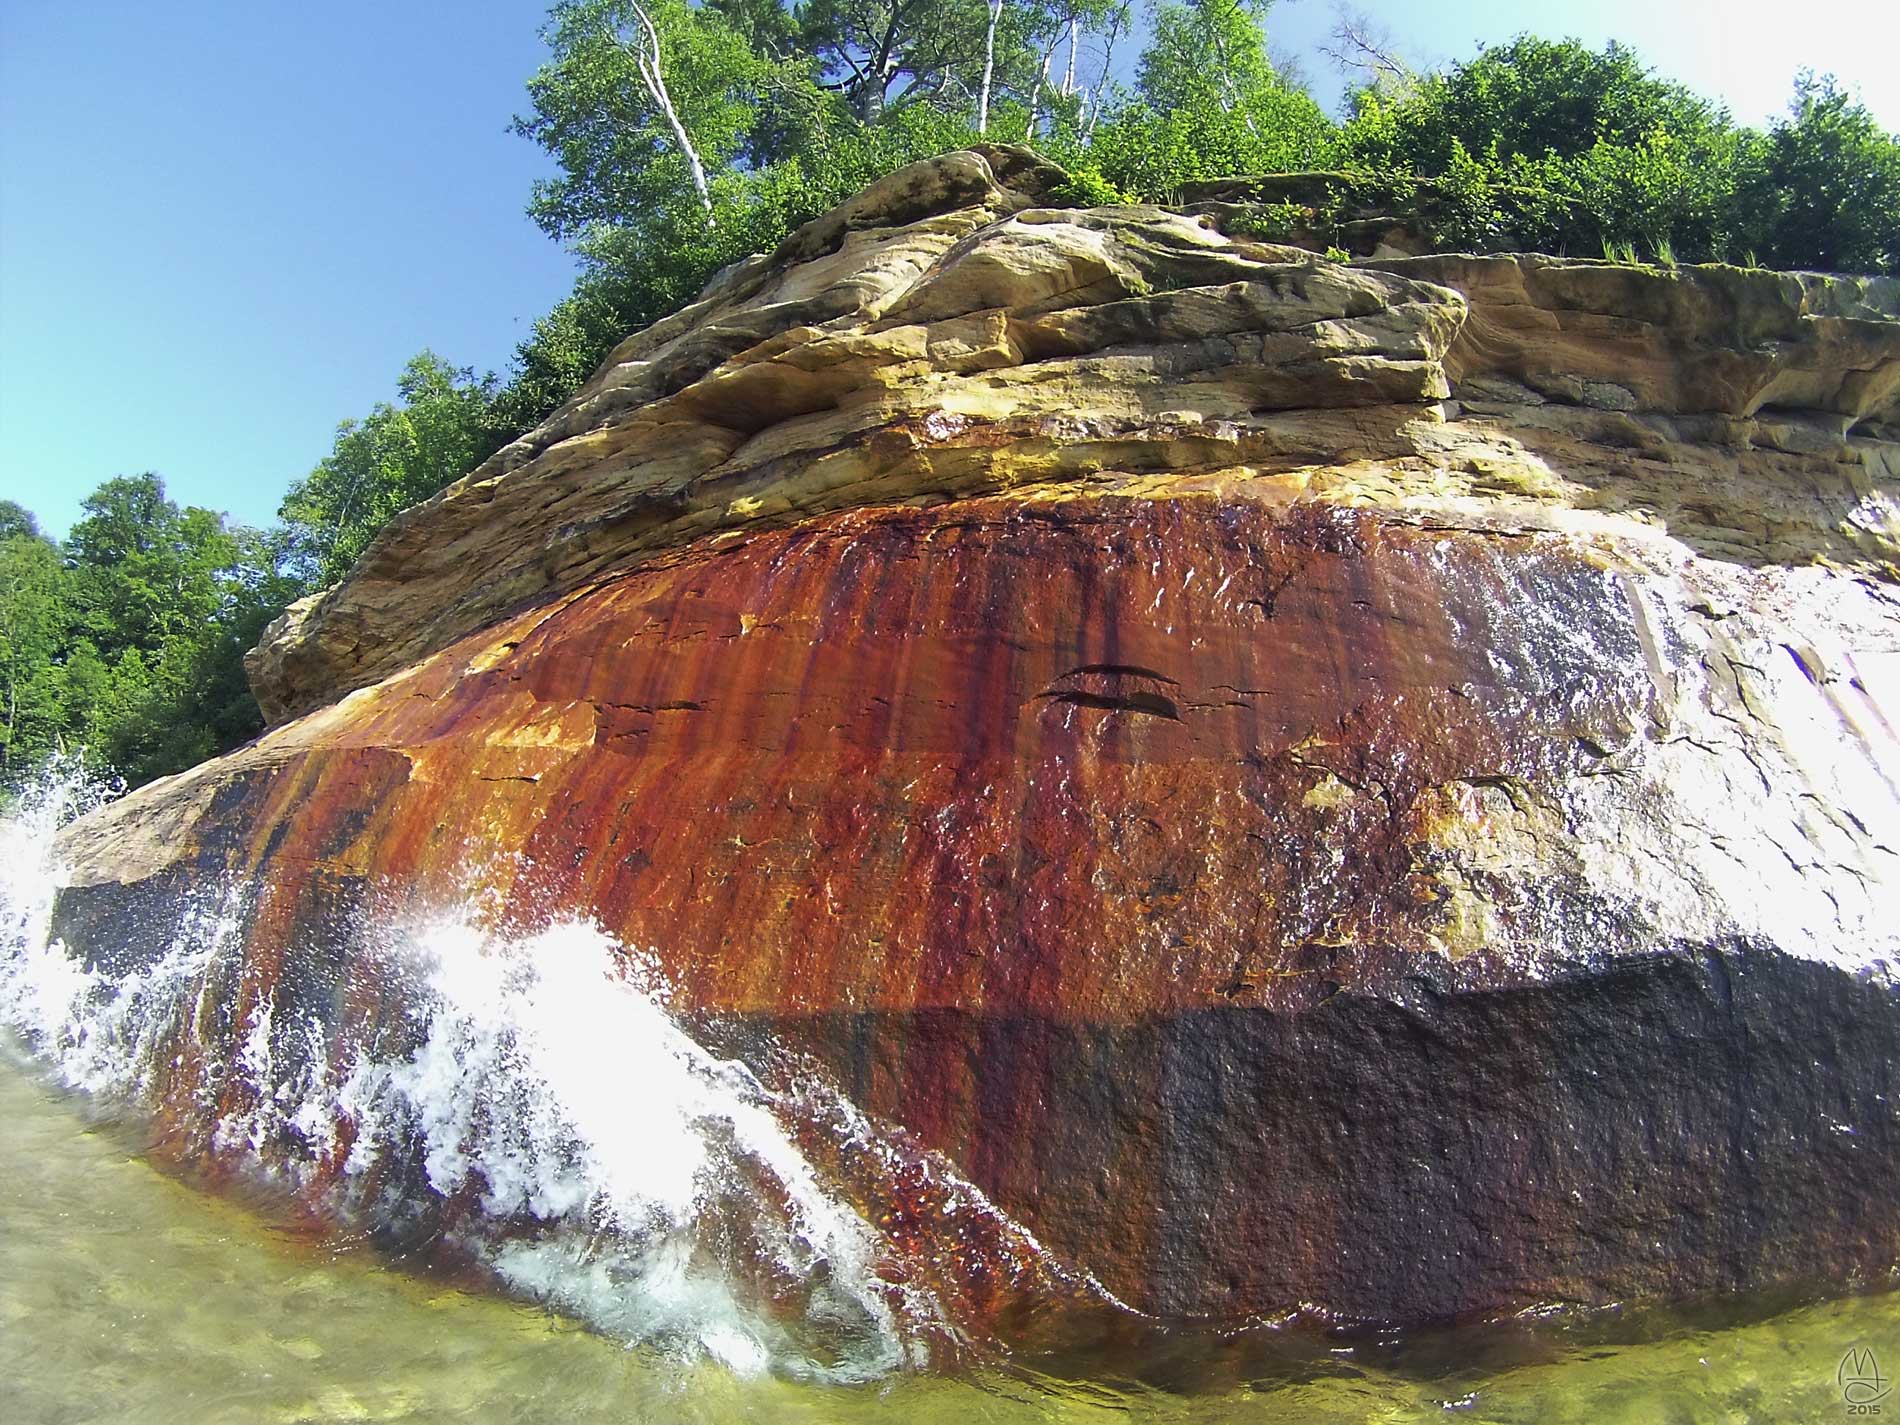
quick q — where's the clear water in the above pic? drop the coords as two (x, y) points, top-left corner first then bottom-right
(2, 767), (1894, 1422)
(4, 1053), (1894, 1423)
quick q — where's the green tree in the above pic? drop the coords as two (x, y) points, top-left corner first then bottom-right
(1332, 36), (1756, 261)
(1012, 0), (1128, 145)
(502, 0), (1003, 431)
(1136, 0), (1278, 117)
(65, 475), (241, 657)
(0, 500), (42, 543)
(156, 524), (303, 772)
(1340, 36), (1720, 175)
(794, 0), (1007, 122)
(500, 0), (1146, 434)
(0, 475), (286, 789)
(1741, 74), (1900, 274)
(1077, 0), (1330, 200)
(514, 0), (1100, 244)
(278, 352), (501, 587)
(0, 520), (67, 779)
(517, 0), (776, 241)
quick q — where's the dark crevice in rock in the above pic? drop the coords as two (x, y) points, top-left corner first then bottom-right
(1036, 688), (1183, 722)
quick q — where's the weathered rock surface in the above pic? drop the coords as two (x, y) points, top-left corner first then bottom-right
(56, 148), (1900, 1336)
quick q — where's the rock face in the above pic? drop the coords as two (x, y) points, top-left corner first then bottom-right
(55, 148), (1900, 1335)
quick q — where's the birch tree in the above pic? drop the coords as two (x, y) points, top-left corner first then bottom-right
(1020, 0), (1122, 143)
(1138, 0), (1280, 122)
(517, 0), (766, 243)
(798, 0), (997, 122)
(621, 1), (715, 223)
(0, 517), (64, 780)
(1025, 46), (1050, 139)
(1320, 3), (1415, 98)
(1080, 4), (1125, 142)
(977, 0), (1004, 134)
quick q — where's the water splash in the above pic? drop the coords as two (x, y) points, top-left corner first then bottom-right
(0, 756), (119, 965)
(326, 916), (937, 1379)
(0, 766), (942, 1382)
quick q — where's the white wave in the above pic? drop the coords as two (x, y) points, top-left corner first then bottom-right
(326, 915), (938, 1380)
(0, 767), (939, 1382)
(0, 757), (117, 984)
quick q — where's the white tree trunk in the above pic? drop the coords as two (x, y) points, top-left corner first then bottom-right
(977, 0), (1003, 135)
(1083, 9), (1123, 145)
(1025, 51), (1050, 142)
(1063, 17), (1078, 96)
(1202, 8), (1261, 138)
(628, 1), (714, 226)
(980, 0), (1010, 133)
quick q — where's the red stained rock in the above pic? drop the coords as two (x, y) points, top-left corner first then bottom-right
(42, 150), (1900, 1343)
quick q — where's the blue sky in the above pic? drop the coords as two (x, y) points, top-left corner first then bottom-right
(1277, 1), (1897, 127)
(2, 0), (1894, 538)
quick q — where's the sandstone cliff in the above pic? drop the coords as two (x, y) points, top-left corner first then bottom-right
(48, 148), (1900, 1339)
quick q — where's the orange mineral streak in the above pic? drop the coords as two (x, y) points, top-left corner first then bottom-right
(149, 482), (1651, 1321)
(199, 487), (1642, 1025)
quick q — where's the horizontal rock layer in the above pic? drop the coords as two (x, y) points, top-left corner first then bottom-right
(53, 149), (1900, 1336)
(245, 148), (1900, 725)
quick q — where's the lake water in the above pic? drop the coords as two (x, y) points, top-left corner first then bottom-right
(2, 1048), (1891, 1424)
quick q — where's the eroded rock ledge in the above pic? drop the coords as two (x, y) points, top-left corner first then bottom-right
(52, 148), (1900, 1338)
(245, 146), (1899, 726)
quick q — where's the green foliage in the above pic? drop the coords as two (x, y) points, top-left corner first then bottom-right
(1080, 86), (1330, 202)
(0, 524), (67, 779)
(65, 476), (239, 656)
(1328, 37), (1896, 273)
(0, 501), (42, 543)
(518, 0), (777, 243)
(1339, 36), (1718, 175)
(1134, 0), (1274, 115)
(488, 280), (645, 436)
(278, 352), (502, 587)
(1741, 74), (1900, 274)
(1047, 163), (1130, 207)
(1074, 0), (1329, 201)
(797, 0), (1000, 122)
(1, 475), (295, 791)
(1332, 36), (1753, 259)
(1221, 198), (1310, 240)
